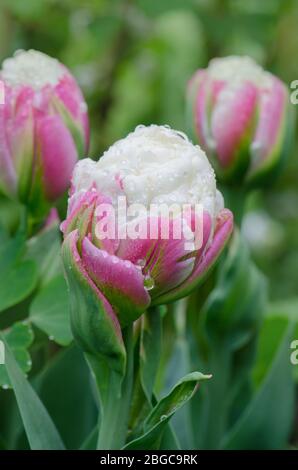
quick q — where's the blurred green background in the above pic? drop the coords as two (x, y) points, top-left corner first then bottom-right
(0, 0), (297, 301)
(0, 0), (297, 450)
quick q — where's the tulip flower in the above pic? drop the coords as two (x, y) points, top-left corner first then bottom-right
(187, 56), (292, 186)
(61, 125), (233, 370)
(0, 49), (89, 214)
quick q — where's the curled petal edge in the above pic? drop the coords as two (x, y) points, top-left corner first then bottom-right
(152, 209), (234, 305)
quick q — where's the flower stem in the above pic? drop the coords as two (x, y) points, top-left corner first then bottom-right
(95, 324), (134, 450)
(222, 186), (247, 227)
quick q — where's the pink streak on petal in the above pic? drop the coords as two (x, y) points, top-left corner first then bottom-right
(67, 230), (122, 340)
(55, 71), (89, 150)
(251, 76), (287, 166)
(117, 215), (196, 297)
(61, 190), (97, 235)
(153, 209), (234, 304)
(43, 207), (60, 229)
(0, 85), (16, 194)
(193, 208), (234, 278)
(212, 82), (258, 167)
(81, 237), (150, 325)
(35, 114), (78, 201)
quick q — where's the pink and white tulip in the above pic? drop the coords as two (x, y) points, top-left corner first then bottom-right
(0, 50), (89, 213)
(187, 56), (291, 185)
(61, 125), (233, 356)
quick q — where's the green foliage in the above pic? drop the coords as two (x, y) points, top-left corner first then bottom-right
(0, 322), (33, 388)
(29, 275), (72, 346)
(0, 0), (298, 451)
(124, 372), (211, 450)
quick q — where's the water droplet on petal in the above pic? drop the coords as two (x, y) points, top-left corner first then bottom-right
(136, 259), (146, 269)
(144, 274), (155, 291)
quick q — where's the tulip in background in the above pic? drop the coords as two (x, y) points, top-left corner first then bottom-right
(61, 125), (233, 449)
(0, 50), (89, 215)
(187, 56), (292, 187)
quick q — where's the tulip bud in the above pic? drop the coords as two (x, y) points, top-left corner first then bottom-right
(61, 125), (233, 368)
(0, 50), (89, 214)
(187, 56), (292, 186)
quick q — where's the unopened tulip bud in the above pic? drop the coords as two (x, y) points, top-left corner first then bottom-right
(187, 56), (292, 186)
(0, 50), (89, 214)
(61, 125), (233, 369)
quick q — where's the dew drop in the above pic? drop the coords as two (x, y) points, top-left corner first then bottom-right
(136, 259), (146, 269)
(2, 384), (9, 390)
(49, 335), (55, 341)
(144, 274), (155, 291)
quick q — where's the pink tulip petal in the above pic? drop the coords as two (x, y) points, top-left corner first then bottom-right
(35, 114), (78, 201)
(211, 81), (258, 170)
(62, 230), (124, 363)
(248, 76), (288, 181)
(193, 70), (212, 150)
(81, 237), (151, 327)
(54, 72), (89, 151)
(0, 90), (16, 195)
(117, 215), (202, 298)
(154, 209), (233, 304)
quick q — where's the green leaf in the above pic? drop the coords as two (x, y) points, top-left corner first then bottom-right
(139, 307), (162, 402)
(123, 372), (211, 450)
(30, 275), (72, 346)
(0, 233), (25, 279)
(0, 260), (38, 313)
(0, 322), (34, 388)
(223, 317), (295, 450)
(34, 346), (97, 450)
(0, 332), (65, 450)
(26, 223), (62, 285)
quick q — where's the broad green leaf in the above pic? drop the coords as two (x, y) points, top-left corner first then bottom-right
(80, 426), (98, 450)
(0, 333), (65, 450)
(34, 346), (97, 450)
(0, 233), (25, 279)
(123, 372), (211, 450)
(0, 260), (38, 313)
(0, 322), (34, 388)
(26, 223), (62, 285)
(30, 275), (72, 346)
(223, 317), (295, 450)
